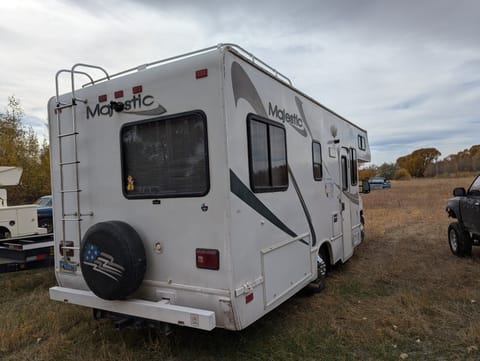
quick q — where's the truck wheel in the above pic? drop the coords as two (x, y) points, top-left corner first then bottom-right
(39, 219), (53, 233)
(0, 227), (11, 239)
(448, 222), (472, 257)
(80, 221), (146, 300)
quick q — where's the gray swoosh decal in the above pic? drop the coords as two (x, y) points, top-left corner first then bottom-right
(230, 170), (308, 246)
(231, 62), (267, 117)
(123, 104), (166, 116)
(288, 166), (316, 246)
(294, 96), (313, 139)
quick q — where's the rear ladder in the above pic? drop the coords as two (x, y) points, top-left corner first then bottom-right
(54, 65), (110, 268)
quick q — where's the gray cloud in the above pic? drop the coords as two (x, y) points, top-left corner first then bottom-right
(1, 0), (479, 165)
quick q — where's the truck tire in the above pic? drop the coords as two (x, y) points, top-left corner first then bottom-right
(0, 227), (11, 239)
(448, 222), (472, 257)
(80, 221), (146, 300)
(39, 219), (53, 233)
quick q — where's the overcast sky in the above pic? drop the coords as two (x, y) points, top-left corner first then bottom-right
(1, 0), (479, 164)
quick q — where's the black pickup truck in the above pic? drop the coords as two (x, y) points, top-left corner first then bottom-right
(446, 175), (480, 256)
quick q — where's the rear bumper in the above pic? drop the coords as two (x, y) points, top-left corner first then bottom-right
(49, 286), (216, 330)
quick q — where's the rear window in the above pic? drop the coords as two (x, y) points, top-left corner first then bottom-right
(121, 111), (209, 198)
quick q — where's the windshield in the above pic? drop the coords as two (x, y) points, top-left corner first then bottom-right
(35, 196), (51, 207)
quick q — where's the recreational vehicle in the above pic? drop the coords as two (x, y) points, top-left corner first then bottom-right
(48, 44), (371, 331)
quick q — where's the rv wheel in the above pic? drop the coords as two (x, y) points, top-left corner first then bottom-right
(80, 221), (146, 300)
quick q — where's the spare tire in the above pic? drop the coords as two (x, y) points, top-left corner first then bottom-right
(80, 221), (146, 300)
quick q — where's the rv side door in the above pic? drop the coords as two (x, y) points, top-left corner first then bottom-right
(339, 147), (353, 259)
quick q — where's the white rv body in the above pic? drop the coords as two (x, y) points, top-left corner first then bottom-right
(48, 44), (370, 331)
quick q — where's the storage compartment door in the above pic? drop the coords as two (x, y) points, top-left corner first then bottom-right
(261, 234), (312, 308)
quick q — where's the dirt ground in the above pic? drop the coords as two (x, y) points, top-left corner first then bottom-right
(1, 176), (480, 361)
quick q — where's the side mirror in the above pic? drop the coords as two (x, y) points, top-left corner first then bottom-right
(453, 187), (466, 197)
(361, 179), (370, 194)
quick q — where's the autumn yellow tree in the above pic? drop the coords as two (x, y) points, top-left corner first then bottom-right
(0, 96), (50, 204)
(396, 148), (441, 177)
(359, 165), (377, 180)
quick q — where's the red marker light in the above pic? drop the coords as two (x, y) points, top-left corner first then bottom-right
(196, 248), (219, 270)
(246, 293), (254, 304)
(98, 94), (107, 103)
(114, 90), (124, 99)
(195, 69), (208, 79)
(132, 85), (143, 94)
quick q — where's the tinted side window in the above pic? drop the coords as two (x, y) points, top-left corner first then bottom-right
(121, 111), (209, 198)
(247, 115), (288, 192)
(249, 120), (270, 188)
(341, 155), (348, 191)
(358, 135), (366, 151)
(350, 148), (358, 186)
(312, 141), (323, 181)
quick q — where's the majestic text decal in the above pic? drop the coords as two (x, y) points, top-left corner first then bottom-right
(268, 102), (307, 137)
(86, 94), (166, 119)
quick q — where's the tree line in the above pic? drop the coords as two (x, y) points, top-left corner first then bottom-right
(0, 96), (50, 205)
(360, 145), (480, 181)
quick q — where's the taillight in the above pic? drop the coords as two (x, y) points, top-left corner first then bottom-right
(196, 248), (219, 270)
(59, 241), (74, 257)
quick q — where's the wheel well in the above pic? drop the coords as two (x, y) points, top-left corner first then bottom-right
(0, 226), (11, 238)
(319, 242), (332, 268)
(446, 207), (457, 219)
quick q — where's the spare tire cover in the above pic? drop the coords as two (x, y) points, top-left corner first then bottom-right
(80, 220), (146, 300)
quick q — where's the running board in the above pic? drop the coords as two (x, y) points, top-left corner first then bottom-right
(49, 286), (216, 330)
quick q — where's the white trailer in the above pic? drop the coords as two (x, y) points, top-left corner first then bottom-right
(48, 44), (370, 331)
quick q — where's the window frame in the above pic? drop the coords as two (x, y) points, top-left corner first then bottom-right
(341, 155), (349, 191)
(247, 113), (288, 193)
(350, 147), (358, 186)
(312, 141), (323, 181)
(120, 110), (210, 199)
(468, 175), (480, 195)
(358, 135), (366, 151)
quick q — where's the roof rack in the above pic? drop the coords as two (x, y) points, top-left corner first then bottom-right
(221, 43), (292, 86)
(78, 43), (292, 88)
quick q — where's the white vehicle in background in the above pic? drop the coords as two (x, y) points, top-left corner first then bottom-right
(48, 44), (371, 331)
(0, 166), (53, 273)
(0, 166), (48, 239)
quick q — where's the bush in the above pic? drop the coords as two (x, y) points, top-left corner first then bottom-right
(394, 168), (411, 180)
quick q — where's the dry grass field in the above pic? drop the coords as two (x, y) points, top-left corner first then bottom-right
(1, 176), (479, 360)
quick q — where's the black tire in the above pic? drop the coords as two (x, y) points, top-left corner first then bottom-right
(319, 245), (330, 273)
(80, 221), (146, 300)
(39, 218), (53, 233)
(360, 211), (365, 242)
(448, 222), (472, 257)
(0, 227), (11, 239)
(307, 246), (329, 294)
